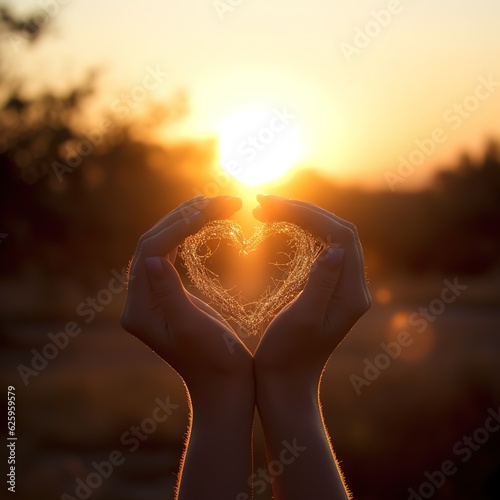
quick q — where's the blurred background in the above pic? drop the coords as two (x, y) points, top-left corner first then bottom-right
(1, 1), (499, 498)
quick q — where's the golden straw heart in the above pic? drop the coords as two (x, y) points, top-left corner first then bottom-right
(179, 220), (322, 336)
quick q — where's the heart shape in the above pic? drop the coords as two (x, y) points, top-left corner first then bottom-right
(179, 220), (322, 336)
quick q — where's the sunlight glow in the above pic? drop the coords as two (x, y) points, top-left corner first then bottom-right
(217, 105), (304, 186)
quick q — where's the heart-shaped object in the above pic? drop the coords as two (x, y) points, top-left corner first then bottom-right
(180, 220), (322, 336)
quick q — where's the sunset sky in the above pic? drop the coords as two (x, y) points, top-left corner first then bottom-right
(9, 0), (500, 189)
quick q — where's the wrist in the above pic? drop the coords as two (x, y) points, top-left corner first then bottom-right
(188, 362), (255, 419)
(255, 370), (321, 421)
(254, 356), (320, 399)
(177, 364), (255, 500)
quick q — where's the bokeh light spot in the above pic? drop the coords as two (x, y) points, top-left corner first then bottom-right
(375, 287), (392, 305)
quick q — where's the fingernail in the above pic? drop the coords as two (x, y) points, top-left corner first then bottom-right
(145, 256), (163, 276)
(326, 247), (344, 266)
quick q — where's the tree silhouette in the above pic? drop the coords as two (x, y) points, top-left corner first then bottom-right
(2, 2), (500, 295)
(0, 3), (213, 290)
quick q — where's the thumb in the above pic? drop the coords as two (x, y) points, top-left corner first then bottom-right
(298, 247), (344, 315)
(144, 256), (193, 316)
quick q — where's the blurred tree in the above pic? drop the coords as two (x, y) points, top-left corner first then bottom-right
(431, 142), (500, 274)
(1, 1), (499, 306)
(0, 3), (214, 293)
(274, 144), (500, 277)
(0, 3), (98, 289)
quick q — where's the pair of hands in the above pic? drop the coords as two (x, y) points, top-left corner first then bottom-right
(120, 195), (371, 396)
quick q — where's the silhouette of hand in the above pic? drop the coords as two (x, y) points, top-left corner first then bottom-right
(253, 195), (371, 384)
(250, 195), (370, 499)
(120, 196), (253, 396)
(121, 195), (255, 498)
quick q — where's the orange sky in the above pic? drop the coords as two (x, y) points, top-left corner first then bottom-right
(9, 0), (500, 190)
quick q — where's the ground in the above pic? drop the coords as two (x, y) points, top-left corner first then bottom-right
(1, 272), (499, 499)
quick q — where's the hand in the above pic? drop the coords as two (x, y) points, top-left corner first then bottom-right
(121, 195), (255, 500)
(252, 195), (371, 500)
(120, 195), (252, 394)
(253, 195), (371, 385)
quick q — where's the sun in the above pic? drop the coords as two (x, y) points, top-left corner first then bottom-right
(217, 105), (305, 186)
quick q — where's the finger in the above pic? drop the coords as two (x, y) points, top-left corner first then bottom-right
(187, 292), (234, 330)
(144, 256), (193, 325)
(149, 196), (206, 233)
(288, 199), (371, 307)
(254, 195), (348, 244)
(263, 197), (365, 266)
(140, 195), (240, 244)
(122, 257), (209, 338)
(269, 197), (332, 220)
(139, 196), (242, 260)
(200, 195), (243, 222)
(124, 196), (242, 329)
(254, 196), (369, 310)
(128, 210), (201, 279)
(295, 247), (344, 317)
(167, 249), (177, 264)
(129, 197), (207, 277)
(261, 197), (371, 303)
(130, 196), (242, 277)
